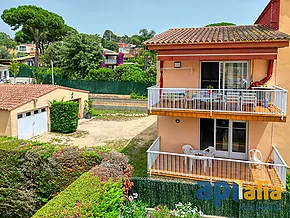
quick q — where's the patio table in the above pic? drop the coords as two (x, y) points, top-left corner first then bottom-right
(188, 150), (212, 172)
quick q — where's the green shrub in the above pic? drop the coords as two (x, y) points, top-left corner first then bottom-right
(121, 199), (148, 218)
(130, 91), (147, 99)
(0, 137), (103, 218)
(50, 100), (79, 133)
(85, 68), (113, 80)
(32, 173), (123, 218)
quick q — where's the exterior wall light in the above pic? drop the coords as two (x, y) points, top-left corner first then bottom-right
(174, 62), (181, 68)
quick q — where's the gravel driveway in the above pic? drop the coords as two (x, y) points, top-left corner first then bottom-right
(33, 115), (157, 147)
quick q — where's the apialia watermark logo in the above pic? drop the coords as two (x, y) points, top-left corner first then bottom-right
(196, 180), (282, 208)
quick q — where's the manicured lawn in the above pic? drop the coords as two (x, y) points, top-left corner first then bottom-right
(91, 108), (145, 116)
(121, 139), (154, 177)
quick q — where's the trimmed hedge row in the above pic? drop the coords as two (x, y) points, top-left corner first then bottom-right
(33, 173), (124, 218)
(131, 177), (290, 218)
(50, 100), (79, 133)
(0, 137), (102, 218)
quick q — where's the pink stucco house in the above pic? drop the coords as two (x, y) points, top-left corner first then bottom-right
(145, 0), (290, 190)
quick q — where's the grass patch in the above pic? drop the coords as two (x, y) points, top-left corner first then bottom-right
(91, 108), (145, 116)
(0, 137), (27, 150)
(121, 139), (153, 177)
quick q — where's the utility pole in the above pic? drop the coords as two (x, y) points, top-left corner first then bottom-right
(51, 60), (54, 85)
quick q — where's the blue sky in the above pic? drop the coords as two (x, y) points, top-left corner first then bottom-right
(0, 0), (269, 37)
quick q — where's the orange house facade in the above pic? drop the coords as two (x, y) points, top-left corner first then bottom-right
(145, 1), (290, 190)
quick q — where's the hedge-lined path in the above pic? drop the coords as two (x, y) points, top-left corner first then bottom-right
(33, 115), (157, 147)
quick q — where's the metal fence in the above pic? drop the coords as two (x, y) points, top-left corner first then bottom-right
(148, 85), (287, 117)
(36, 74), (152, 95)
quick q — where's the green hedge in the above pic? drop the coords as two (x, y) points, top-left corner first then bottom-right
(50, 100), (79, 133)
(0, 137), (102, 218)
(131, 178), (290, 218)
(33, 173), (123, 218)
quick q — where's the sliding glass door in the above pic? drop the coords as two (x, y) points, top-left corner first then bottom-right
(219, 62), (249, 89)
(214, 119), (247, 160)
(200, 119), (247, 160)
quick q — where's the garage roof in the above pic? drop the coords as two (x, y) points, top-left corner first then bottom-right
(0, 84), (88, 111)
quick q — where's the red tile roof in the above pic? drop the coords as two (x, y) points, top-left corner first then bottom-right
(0, 84), (88, 111)
(144, 25), (290, 45)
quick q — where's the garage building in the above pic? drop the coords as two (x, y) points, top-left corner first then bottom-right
(0, 84), (89, 139)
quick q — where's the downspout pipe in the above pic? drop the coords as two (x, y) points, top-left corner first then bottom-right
(249, 59), (274, 89)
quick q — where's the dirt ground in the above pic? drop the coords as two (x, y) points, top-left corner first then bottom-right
(33, 115), (157, 147)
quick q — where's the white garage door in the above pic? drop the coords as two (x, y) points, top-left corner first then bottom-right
(18, 108), (48, 139)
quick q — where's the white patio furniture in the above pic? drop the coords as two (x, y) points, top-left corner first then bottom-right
(203, 146), (216, 157)
(241, 92), (257, 112)
(249, 149), (263, 169)
(225, 92), (240, 111)
(182, 144), (196, 166)
(249, 149), (263, 163)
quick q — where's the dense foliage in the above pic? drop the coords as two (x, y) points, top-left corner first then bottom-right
(8, 55), (20, 79)
(50, 100), (79, 133)
(42, 33), (104, 79)
(33, 151), (133, 217)
(0, 31), (16, 49)
(1, 5), (66, 66)
(0, 136), (102, 218)
(102, 29), (155, 47)
(33, 173), (124, 218)
(0, 45), (11, 59)
(83, 64), (156, 84)
(205, 22), (236, 27)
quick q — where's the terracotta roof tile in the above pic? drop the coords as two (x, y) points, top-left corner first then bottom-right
(144, 25), (290, 45)
(0, 84), (88, 111)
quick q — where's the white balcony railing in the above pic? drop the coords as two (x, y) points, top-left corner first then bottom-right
(148, 85), (287, 117)
(105, 59), (117, 65)
(273, 146), (288, 186)
(147, 137), (288, 188)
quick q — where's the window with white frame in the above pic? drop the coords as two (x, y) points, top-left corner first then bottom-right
(19, 46), (26, 51)
(219, 61), (249, 89)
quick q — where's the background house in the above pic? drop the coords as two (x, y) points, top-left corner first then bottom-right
(13, 43), (36, 56)
(0, 64), (9, 83)
(103, 48), (119, 69)
(117, 43), (137, 60)
(0, 84), (88, 139)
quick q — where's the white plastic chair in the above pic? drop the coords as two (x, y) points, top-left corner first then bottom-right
(241, 92), (257, 112)
(225, 92), (240, 111)
(182, 144), (195, 166)
(249, 149), (263, 169)
(203, 146), (216, 157)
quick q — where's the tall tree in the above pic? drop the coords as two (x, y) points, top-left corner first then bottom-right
(43, 33), (104, 79)
(15, 24), (78, 55)
(102, 30), (118, 42)
(8, 54), (20, 83)
(102, 39), (118, 52)
(1, 5), (65, 67)
(0, 32), (17, 49)
(138, 29), (156, 45)
(0, 46), (11, 59)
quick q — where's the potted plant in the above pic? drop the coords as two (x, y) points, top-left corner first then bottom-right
(206, 85), (214, 94)
(84, 99), (92, 119)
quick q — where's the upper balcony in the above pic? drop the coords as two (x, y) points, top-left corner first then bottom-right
(148, 85), (287, 122)
(105, 59), (117, 65)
